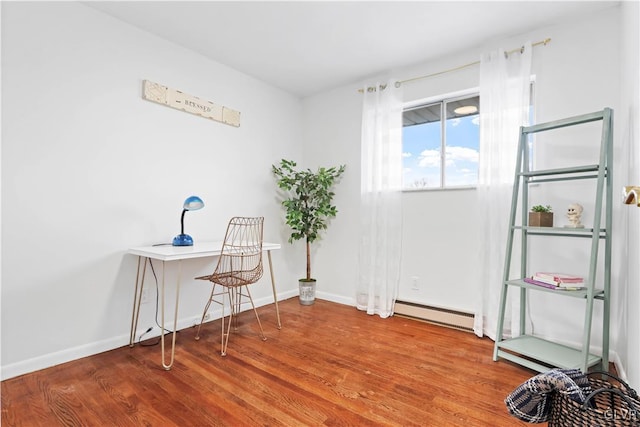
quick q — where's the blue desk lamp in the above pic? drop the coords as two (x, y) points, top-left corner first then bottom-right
(172, 196), (204, 246)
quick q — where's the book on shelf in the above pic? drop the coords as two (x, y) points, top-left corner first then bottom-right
(535, 272), (584, 282)
(533, 272), (584, 286)
(523, 277), (559, 289)
(530, 275), (560, 286)
(523, 277), (585, 291)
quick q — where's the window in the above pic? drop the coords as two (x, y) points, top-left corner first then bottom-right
(402, 93), (480, 190)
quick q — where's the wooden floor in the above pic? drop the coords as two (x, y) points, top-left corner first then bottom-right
(1, 298), (537, 426)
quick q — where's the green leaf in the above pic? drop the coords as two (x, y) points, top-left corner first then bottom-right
(272, 159), (346, 277)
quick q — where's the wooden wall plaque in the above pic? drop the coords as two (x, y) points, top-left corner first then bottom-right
(142, 80), (240, 127)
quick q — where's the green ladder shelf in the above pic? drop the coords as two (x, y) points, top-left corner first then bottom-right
(493, 108), (613, 373)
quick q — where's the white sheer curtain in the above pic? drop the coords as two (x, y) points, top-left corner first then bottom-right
(474, 43), (532, 339)
(357, 79), (403, 318)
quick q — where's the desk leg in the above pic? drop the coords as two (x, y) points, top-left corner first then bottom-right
(129, 257), (147, 347)
(161, 260), (181, 370)
(267, 250), (281, 329)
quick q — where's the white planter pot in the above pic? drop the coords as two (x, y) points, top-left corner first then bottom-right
(298, 279), (316, 305)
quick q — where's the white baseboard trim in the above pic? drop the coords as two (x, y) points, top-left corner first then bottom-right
(610, 351), (628, 381)
(1, 334), (129, 381)
(1, 290), (298, 381)
(315, 291), (355, 307)
(6, 291), (625, 385)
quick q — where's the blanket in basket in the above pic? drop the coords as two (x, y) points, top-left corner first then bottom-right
(505, 369), (592, 423)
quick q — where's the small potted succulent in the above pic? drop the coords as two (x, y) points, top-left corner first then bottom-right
(529, 204), (553, 227)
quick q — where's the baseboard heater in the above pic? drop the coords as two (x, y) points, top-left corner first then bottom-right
(394, 300), (475, 333)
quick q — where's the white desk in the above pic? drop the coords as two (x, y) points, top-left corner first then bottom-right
(128, 241), (282, 370)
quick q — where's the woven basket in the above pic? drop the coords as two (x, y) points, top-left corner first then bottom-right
(549, 372), (640, 426)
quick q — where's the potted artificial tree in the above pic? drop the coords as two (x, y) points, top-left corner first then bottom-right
(529, 204), (553, 227)
(272, 159), (346, 305)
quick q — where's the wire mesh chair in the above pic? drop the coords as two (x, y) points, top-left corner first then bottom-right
(194, 217), (266, 356)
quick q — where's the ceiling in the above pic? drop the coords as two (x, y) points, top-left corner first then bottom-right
(85, 1), (618, 98)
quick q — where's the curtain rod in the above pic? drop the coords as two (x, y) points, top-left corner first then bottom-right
(359, 38), (551, 93)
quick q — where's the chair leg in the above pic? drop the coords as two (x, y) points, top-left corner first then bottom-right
(195, 284), (216, 341)
(232, 287), (241, 332)
(197, 280), (268, 355)
(243, 285), (266, 341)
(220, 288), (234, 356)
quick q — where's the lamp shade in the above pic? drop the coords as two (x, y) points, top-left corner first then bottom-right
(173, 196), (205, 246)
(183, 195), (204, 211)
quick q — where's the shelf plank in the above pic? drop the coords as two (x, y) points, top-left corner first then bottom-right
(521, 164), (599, 178)
(496, 335), (601, 371)
(494, 108), (612, 374)
(505, 279), (604, 298)
(522, 110), (605, 133)
(514, 226), (607, 238)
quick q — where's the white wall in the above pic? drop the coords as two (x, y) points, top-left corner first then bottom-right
(517, 4), (621, 360)
(2, 1), (637, 388)
(393, 50), (483, 314)
(620, 0), (640, 389)
(1, 2), (303, 379)
(304, 4), (639, 384)
(301, 48), (484, 312)
(299, 84), (362, 304)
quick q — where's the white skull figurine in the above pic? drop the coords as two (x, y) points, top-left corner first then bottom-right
(566, 203), (584, 228)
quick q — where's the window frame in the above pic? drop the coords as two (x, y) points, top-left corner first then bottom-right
(402, 88), (480, 192)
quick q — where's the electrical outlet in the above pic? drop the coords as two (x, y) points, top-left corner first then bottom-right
(411, 276), (419, 290)
(141, 288), (151, 304)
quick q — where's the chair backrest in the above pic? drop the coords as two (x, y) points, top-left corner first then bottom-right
(213, 217), (264, 285)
